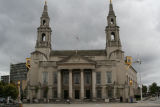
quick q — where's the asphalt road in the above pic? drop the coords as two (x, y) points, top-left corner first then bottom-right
(23, 103), (160, 107)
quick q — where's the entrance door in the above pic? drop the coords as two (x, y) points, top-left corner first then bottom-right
(75, 90), (80, 99)
(86, 90), (91, 99)
(64, 90), (69, 99)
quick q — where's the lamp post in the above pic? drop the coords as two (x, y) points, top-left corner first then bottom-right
(18, 80), (21, 103)
(134, 59), (142, 102)
(125, 56), (143, 102)
(129, 80), (133, 103)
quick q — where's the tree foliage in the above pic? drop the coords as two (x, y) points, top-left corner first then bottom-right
(142, 85), (147, 94)
(149, 82), (159, 95)
(0, 82), (18, 100)
(0, 84), (4, 97)
(4, 84), (18, 99)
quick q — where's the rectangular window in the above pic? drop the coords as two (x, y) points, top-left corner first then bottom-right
(107, 71), (112, 83)
(97, 89), (102, 98)
(96, 72), (101, 85)
(85, 72), (91, 84)
(63, 71), (69, 85)
(43, 72), (48, 84)
(74, 73), (80, 84)
(108, 89), (112, 98)
(53, 90), (57, 98)
(53, 72), (57, 84)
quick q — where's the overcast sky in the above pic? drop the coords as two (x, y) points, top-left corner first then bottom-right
(0, 0), (160, 86)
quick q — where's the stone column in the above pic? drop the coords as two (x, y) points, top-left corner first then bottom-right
(69, 70), (73, 99)
(57, 70), (61, 99)
(92, 70), (96, 100)
(80, 70), (84, 99)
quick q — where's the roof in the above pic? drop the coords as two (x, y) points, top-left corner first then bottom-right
(50, 50), (106, 56)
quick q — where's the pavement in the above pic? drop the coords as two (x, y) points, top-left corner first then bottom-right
(23, 103), (160, 107)
(23, 97), (160, 107)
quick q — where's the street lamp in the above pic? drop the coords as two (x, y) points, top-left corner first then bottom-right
(17, 80), (21, 103)
(134, 58), (143, 102)
(126, 56), (142, 102)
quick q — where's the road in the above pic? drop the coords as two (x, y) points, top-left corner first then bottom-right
(23, 103), (160, 107)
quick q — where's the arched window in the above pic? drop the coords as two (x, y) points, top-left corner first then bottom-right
(110, 18), (114, 24)
(42, 33), (46, 41)
(43, 20), (46, 25)
(111, 32), (115, 41)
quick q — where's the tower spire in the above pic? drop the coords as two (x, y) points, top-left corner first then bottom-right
(36, 1), (52, 50)
(45, 0), (47, 5)
(42, 0), (48, 17)
(109, 0), (115, 16)
(105, 0), (122, 58)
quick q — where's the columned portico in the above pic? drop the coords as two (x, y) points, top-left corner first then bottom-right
(57, 67), (96, 100)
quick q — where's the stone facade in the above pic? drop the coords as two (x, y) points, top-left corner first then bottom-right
(27, 1), (138, 102)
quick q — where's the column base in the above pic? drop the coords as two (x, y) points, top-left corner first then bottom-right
(92, 98), (97, 101)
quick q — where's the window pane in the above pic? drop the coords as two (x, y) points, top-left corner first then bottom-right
(53, 90), (57, 98)
(96, 72), (101, 84)
(43, 72), (48, 84)
(53, 72), (57, 84)
(74, 73), (80, 84)
(85, 71), (91, 84)
(85, 73), (90, 84)
(108, 89), (112, 98)
(107, 72), (112, 83)
(97, 89), (102, 98)
(63, 71), (69, 84)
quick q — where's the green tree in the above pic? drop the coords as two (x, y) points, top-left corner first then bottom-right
(0, 85), (4, 97)
(4, 84), (18, 100)
(142, 85), (147, 94)
(149, 82), (159, 95)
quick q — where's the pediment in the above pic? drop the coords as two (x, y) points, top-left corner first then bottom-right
(57, 55), (95, 64)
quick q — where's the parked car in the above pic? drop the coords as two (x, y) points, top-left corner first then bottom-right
(0, 97), (5, 103)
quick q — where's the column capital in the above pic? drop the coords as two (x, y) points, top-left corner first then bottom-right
(57, 69), (61, 72)
(69, 69), (72, 72)
(92, 70), (96, 72)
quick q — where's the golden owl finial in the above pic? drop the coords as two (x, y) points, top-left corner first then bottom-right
(45, 0), (47, 5)
(110, 0), (112, 4)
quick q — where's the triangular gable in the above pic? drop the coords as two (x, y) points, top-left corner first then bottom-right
(57, 55), (95, 64)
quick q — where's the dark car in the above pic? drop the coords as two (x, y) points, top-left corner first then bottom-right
(0, 97), (5, 103)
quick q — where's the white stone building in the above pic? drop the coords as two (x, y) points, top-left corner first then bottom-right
(27, 1), (138, 102)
